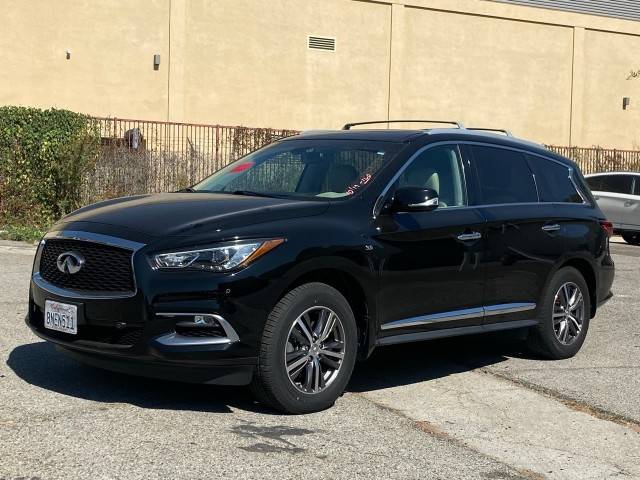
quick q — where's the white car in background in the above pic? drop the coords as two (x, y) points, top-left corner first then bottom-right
(586, 172), (640, 245)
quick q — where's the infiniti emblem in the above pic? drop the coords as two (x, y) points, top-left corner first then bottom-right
(56, 251), (85, 275)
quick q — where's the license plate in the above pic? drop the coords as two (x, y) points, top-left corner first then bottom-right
(44, 300), (78, 335)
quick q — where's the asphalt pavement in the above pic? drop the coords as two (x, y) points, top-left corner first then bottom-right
(1, 237), (639, 479)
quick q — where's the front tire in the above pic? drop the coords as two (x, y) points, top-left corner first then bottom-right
(250, 282), (358, 414)
(527, 267), (591, 360)
(622, 232), (640, 245)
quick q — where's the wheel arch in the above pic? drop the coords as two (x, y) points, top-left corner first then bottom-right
(558, 257), (597, 318)
(280, 264), (377, 360)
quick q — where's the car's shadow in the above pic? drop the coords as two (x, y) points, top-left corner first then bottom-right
(7, 332), (539, 414)
(348, 333), (536, 392)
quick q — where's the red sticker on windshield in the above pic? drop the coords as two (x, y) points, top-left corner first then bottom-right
(231, 162), (254, 173)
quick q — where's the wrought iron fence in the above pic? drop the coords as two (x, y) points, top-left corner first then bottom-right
(547, 145), (640, 175)
(83, 117), (640, 203)
(82, 117), (298, 203)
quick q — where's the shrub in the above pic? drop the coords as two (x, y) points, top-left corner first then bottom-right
(0, 106), (100, 228)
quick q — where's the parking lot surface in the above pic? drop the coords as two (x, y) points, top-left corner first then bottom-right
(1, 238), (639, 479)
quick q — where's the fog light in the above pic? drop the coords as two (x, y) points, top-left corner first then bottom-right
(193, 315), (211, 325)
(155, 312), (240, 343)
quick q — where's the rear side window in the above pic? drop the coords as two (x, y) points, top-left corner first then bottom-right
(470, 145), (537, 204)
(527, 156), (583, 203)
(592, 175), (634, 195)
(634, 177), (640, 196)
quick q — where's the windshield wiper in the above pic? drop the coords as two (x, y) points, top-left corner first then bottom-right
(231, 190), (277, 198)
(177, 187), (196, 193)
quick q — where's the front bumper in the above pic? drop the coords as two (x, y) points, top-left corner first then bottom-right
(26, 226), (302, 385)
(26, 305), (256, 385)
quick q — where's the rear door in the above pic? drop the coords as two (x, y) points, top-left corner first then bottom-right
(587, 174), (634, 229)
(466, 144), (565, 325)
(624, 175), (640, 229)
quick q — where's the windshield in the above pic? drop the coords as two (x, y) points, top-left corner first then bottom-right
(193, 140), (401, 199)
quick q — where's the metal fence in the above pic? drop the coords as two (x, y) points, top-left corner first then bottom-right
(547, 146), (640, 175)
(83, 117), (640, 202)
(82, 117), (298, 203)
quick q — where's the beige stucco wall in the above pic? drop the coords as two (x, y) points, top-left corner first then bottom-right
(579, 29), (640, 149)
(397, 6), (574, 145)
(171, 0), (391, 129)
(2, 0), (640, 148)
(0, 0), (170, 119)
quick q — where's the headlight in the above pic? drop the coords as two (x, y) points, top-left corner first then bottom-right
(153, 238), (284, 271)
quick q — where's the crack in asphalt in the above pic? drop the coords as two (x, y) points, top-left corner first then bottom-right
(480, 369), (640, 434)
(353, 392), (538, 480)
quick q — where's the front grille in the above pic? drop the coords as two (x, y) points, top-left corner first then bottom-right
(39, 239), (135, 294)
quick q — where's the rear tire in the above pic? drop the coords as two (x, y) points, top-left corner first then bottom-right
(622, 232), (640, 245)
(527, 267), (591, 360)
(250, 282), (358, 414)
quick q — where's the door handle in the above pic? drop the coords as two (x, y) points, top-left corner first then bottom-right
(542, 224), (561, 233)
(457, 232), (482, 242)
(625, 200), (635, 207)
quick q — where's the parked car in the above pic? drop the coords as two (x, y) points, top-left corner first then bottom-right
(585, 172), (640, 245)
(27, 121), (615, 414)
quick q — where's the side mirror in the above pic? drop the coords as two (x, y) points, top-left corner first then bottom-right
(392, 187), (439, 212)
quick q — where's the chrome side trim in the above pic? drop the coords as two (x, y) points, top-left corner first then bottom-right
(378, 319), (538, 346)
(381, 307), (484, 331)
(34, 230), (145, 300)
(483, 302), (537, 317)
(381, 302), (536, 331)
(155, 313), (240, 344)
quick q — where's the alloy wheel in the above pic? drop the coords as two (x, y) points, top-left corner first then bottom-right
(552, 282), (585, 346)
(284, 306), (346, 394)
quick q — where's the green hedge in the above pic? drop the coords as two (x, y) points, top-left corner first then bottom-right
(0, 107), (100, 230)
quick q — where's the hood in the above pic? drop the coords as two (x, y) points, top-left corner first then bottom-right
(55, 193), (329, 237)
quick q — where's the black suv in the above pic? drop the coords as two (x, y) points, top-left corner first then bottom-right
(27, 121), (615, 413)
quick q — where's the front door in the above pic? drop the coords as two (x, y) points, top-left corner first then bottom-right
(375, 143), (486, 339)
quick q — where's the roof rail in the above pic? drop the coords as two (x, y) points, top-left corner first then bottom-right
(299, 130), (335, 135)
(342, 120), (465, 130)
(467, 128), (513, 137)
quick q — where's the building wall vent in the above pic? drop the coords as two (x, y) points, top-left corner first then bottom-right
(308, 36), (336, 51)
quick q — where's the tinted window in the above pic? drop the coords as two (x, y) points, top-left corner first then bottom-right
(585, 175), (603, 191)
(528, 156), (582, 203)
(592, 175), (634, 195)
(635, 177), (640, 196)
(398, 145), (466, 208)
(470, 146), (537, 204)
